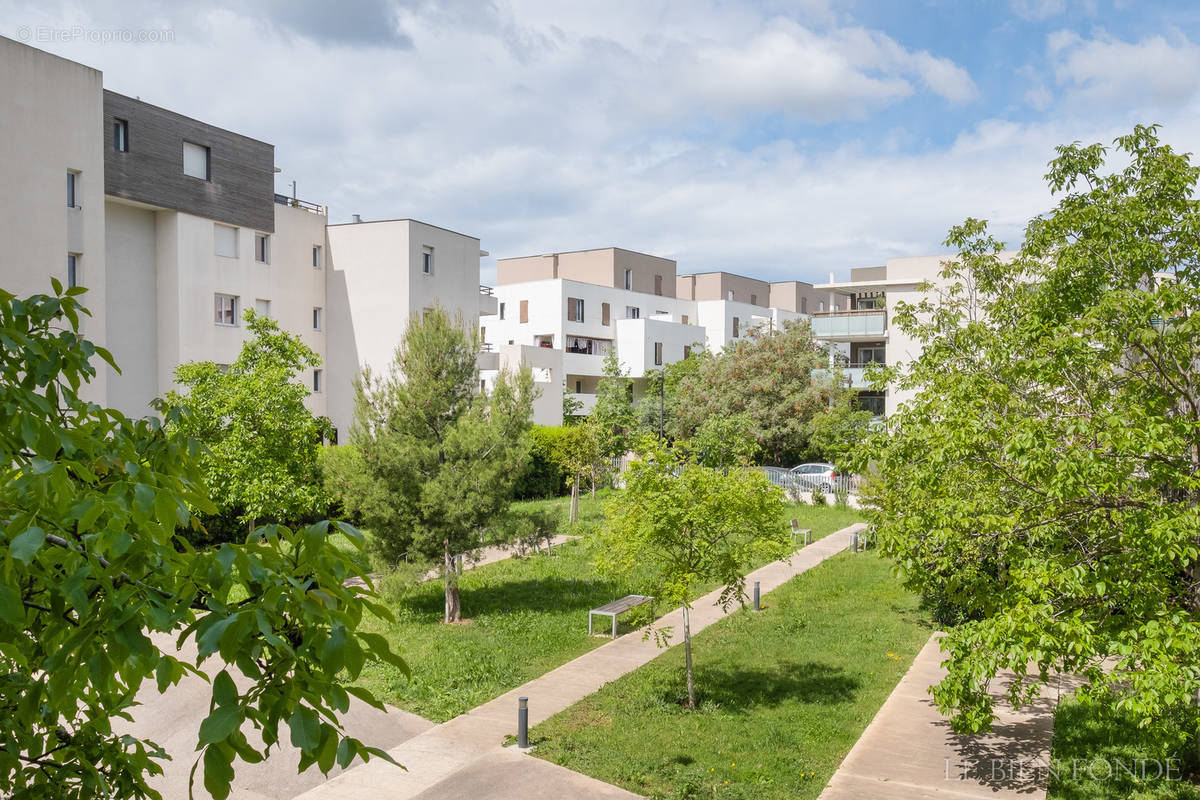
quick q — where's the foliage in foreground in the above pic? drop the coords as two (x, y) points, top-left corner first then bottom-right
(599, 442), (788, 707)
(0, 286), (405, 799)
(530, 552), (931, 800)
(859, 126), (1200, 739)
(342, 305), (535, 622)
(167, 311), (331, 541)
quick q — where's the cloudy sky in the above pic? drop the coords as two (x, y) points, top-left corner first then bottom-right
(5, 0), (1200, 284)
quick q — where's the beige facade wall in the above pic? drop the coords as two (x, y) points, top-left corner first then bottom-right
(768, 281), (825, 314)
(497, 254), (557, 285)
(498, 248), (676, 297)
(0, 36), (107, 400)
(678, 272), (771, 305)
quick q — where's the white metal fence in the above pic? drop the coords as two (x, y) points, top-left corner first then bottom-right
(759, 467), (860, 496)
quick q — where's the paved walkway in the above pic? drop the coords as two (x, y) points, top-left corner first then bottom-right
(346, 535), (578, 588)
(818, 633), (1068, 799)
(296, 524), (865, 799)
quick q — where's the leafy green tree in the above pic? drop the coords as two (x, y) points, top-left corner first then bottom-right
(562, 384), (584, 420)
(511, 426), (569, 500)
(0, 285), (405, 799)
(807, 394), (875, 468)
(345, 306), (535, 622)
(549, 419), (605, 523)
(676, 413), (761, 469)
(672, 320), (842, 465)
(859, 125), (1200, 742)
(167, 311), (330, 535)
(591, 349), (640, 457)
(599, 443), (787, 707)
(639, 346), (707, 440)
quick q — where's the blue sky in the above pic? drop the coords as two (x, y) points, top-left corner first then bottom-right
(4, 0), (1199, 284)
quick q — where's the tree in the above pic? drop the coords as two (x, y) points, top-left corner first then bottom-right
(591, 349), (640, 458)
(672, 320), (845, 465)
(676, 412), (761, 469)
(0, 285), (405, 799)
(858, 125), (1200, 742)
(167, 311), (330, 536)
(599, 443), (787, 708)
(345, 306), (535, 622)
(806, 395), (875, 468)
(549, 419), (605, 523)
(638, 346), (706, 440)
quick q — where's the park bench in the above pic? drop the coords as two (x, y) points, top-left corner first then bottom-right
(790, 519), (812, 547)
(588, 594), (654, 638)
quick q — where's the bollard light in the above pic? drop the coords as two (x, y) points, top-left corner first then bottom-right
(517, 696), (529, 748)
(753, 580), (761, 611)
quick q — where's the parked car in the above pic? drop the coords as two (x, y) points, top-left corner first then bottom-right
(788, 462), (839, 493)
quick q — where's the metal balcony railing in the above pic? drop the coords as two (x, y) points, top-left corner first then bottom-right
(273, 194), (327, 215)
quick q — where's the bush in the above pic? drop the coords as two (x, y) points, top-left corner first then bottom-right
(513, 426), (569, 499)
(809, 485), (827, 506)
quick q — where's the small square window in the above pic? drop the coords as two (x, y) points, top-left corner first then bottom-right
(214, 294), (239, 326)
(313, 368), (323, 393)
(255, 233), (269, 263)
(214, 224), (238, 258)
(312, 245), (323, 269)
(67, 254), (80, 288)
(625, 306), (640, 320)
(66, 171), (78, 208)
(422, 245), (434, 275)
(313, 307), (323, 331)
(113, 119), (129, 152)
(183, 141), (210, 180)
(255, 298), (270, 318)
(750, 293), (758, 305)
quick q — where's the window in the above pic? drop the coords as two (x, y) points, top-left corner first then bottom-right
(859, 346), (886, 364)
(255, 233), (269, 263)
(727, 289), (734, 301)
(312, 369), (323, 393)
(819, 300), (825, 312)
(682, 314), (689, 325)
(801, 297), (807, 313)
(732, 316), (740, 337)
(422, 245), (434, 275)
(519, 300), (529, 323)
(602, 302), (611, 325)
(750, 293), (758, 305)
(214, 224), (238, 258)
(255, 298), (270, 317)
(66, 171), (78, 208)
(312, 245), (323, 269)
(567, 297), (584, 322)
(183, 141), (210, 180)
(214, 294), (239, 326)
(313, 307), (323, 330)
(67, 254), (80, 288)
(624, 269), (632, 290)
(113, 119), (129, 152)
(575, 380), (582, 393)
(654, 342), (663, 366)
(625, 306), (640, 319)
(654, 274), (663, 296)
(499, 302), (506, 320)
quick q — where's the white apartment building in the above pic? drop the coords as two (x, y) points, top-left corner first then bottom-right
(481, 247), (824, 426)
(0, 36), (490, 441)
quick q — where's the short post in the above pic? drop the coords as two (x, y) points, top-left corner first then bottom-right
(852, 532), (860, 553)
(753, 580), (761, 611)
(517, 696), (529, 748)
(456, 553), (463, 574)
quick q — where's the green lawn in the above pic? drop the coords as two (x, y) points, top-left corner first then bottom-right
(354, 498), (861, 723)
(1047, 698), (1200, 800)
(527, 551), (931, 800)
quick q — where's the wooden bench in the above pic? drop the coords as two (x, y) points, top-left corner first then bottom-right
(588, 594), (654, 638)
(790, 519), (812, 547)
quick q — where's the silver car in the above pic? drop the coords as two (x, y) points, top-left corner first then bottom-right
(788, 462), (839, 493)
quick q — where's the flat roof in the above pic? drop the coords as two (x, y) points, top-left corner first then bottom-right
(497, 246), (675, 262)
(326, 217), (480, 241)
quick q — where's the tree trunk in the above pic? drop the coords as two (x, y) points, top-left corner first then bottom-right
(590, 465), (596, 499)
(443, 538), (461, 623)
(570, 477), (580, 524)
(682, 604), (696, 709)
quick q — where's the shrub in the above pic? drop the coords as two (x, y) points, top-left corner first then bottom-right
(513, 425), (569, 499)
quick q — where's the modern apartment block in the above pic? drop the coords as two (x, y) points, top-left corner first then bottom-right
(0, 36), (491, 440)
(481, 247), (825, 426)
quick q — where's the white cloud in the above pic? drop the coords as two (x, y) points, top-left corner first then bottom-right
(1010, 0), (1096, 22)
(1049, 29), (1200, 108)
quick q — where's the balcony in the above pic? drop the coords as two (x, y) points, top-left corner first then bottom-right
(563, 351), (605, 375)
(479, 285), (498, 316)
(812, 365), (881, 389)
(809, 309), (887, 340)
(273, 193), (327, 215)
(569, 392), (598, 415)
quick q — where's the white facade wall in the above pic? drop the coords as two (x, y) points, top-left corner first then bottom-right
(0, 37), (107, 401)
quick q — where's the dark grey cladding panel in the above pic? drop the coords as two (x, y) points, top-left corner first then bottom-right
(103, 91), (275, 233)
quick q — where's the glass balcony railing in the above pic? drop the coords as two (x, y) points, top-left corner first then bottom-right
(809, 309), (887, 339)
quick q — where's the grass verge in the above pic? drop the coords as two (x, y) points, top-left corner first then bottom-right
(527, 551), (930, 800)
(1047, 698), (1200, 799)
(354, 499), (861, 723)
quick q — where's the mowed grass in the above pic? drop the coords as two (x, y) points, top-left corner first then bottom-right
(1048, 699), (1200, 800)
(528, 551), (931, 800)
(354, 494), (862, 723)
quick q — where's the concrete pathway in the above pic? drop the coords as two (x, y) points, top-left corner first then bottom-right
(115, 635), (435, 800)
(345, 534), (578, 588)
(818, 633), (1066, 799)
(295, 524), (865, 800)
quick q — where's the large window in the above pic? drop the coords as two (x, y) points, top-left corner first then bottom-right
(183, 141), (210, 180)
(214, 225), (238, 258)
(214, 294), (239, 326)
